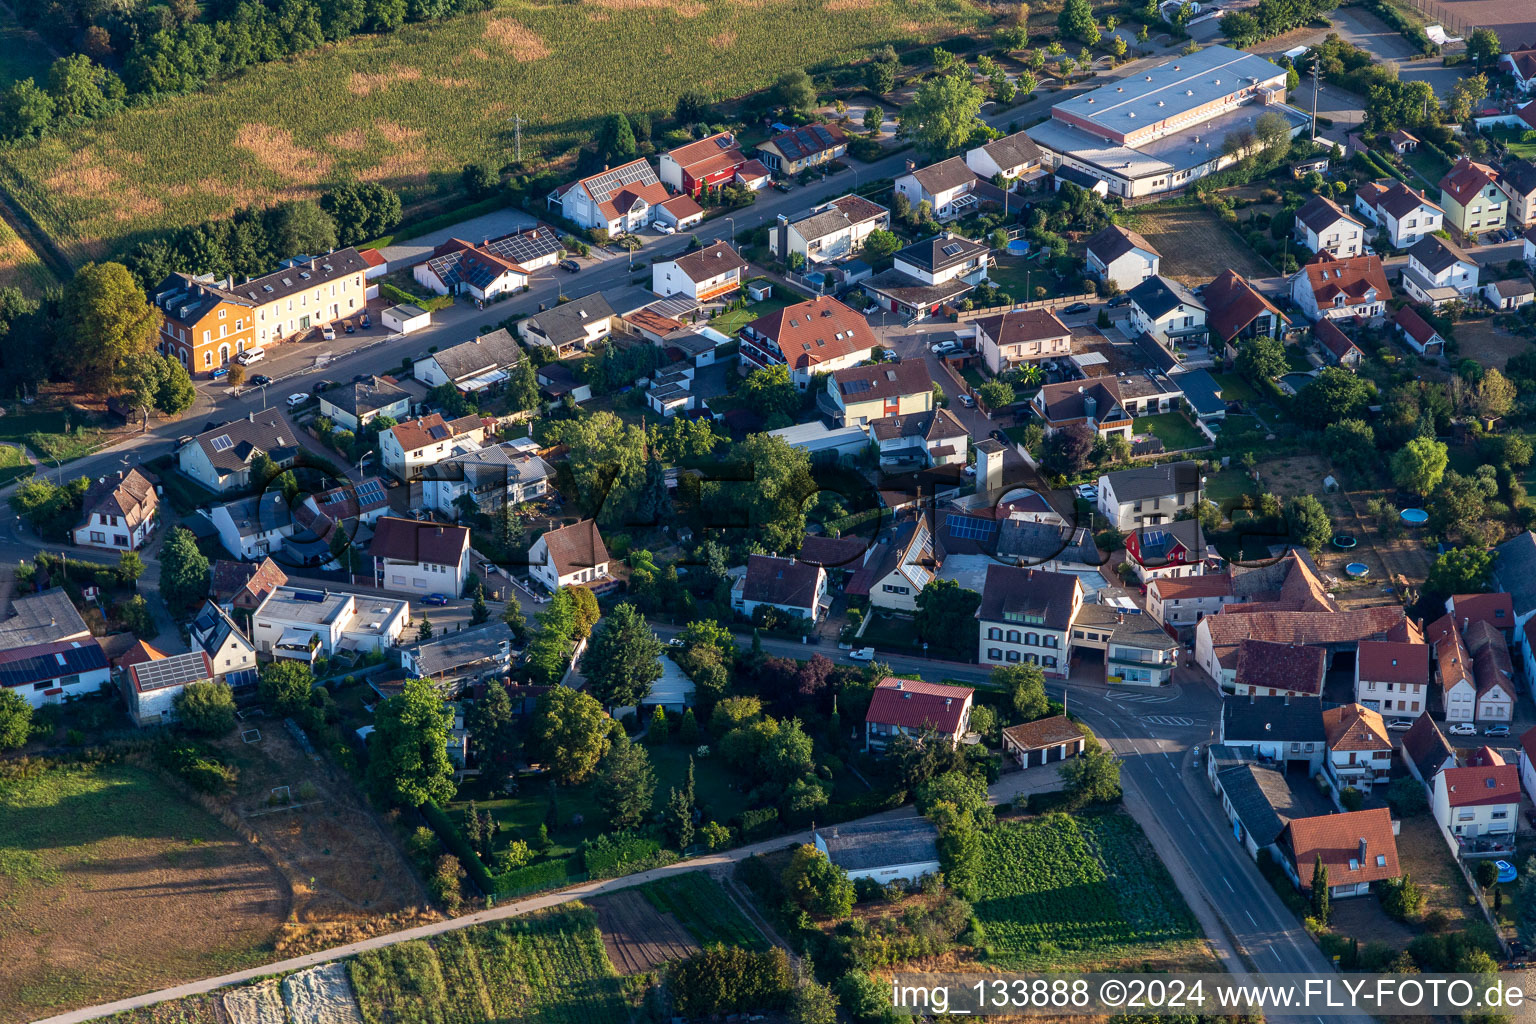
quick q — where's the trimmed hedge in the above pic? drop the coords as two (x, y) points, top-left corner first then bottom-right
(493, 857), (582, 895)
(584, 833), (674, 878)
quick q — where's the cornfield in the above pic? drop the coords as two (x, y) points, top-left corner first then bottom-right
(973, 812), (1203, 969)
(0, 213), (58, 297)
(0, 0), (983, 268)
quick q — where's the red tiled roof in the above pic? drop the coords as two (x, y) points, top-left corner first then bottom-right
(1204, 269), (1283, 343)
(359, 248), (387, 268)
(1202, 606), (1404, 668)
(1394, 305), (1440, 346)
(1323, 703), (1390, 752)
(1448, 593), (1514, 634)
(865, 677), (973, 734)
(1151, 574), (1234, 600)
(1356, 639), (1428, 686)
(116, 639), (168, 669)
(1235, 639), (1325, 694)
(1441, 763), (1520, 807)
(539, 520), (609, 578)
(1438, 158), (1499, 206)
(387, 413), (484, 452)
(657, 194), (704, 218)
(665, 131), (745, 178)
(1286, 808), (1399, 891)
(1300, 252), (1391, 306)
(746, 295), (878, 371)
(1001, 714), (1082, 750)
(1313, 318), (1361, 361)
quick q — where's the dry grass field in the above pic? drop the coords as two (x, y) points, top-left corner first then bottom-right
(0, 761), (287, 1024)
(1454, 318), (1529, 370)
(0, 0), (984, 266)
(1121, 203), (1274, 285)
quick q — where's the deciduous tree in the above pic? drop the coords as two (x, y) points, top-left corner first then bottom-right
(59, 261), (159, 395)
(0, 690), (32, 749)
(899, 74), (985, 155)
(529, 686), (610, 784)
(158, 525), (210, 611)
(174, 681), (237, 735)
(1391, 436), (1449, 497)
(368, 679), (457, 807)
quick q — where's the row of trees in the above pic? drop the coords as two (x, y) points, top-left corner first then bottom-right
(2, 0), (493, 140)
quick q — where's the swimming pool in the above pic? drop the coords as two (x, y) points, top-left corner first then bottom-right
(1344, 562), (1370, 578)
(1006, 239), (1030, 256)
(1400, 508), (1429, 524)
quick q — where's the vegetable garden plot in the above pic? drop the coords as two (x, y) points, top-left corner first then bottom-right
(973, 812), (1203, 969)
(639, 871), (767, 951)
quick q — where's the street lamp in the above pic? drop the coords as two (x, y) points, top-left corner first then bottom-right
(723, 215), (737, 246)
(258, 383), (269, 411)
(356, 449), (374, 482)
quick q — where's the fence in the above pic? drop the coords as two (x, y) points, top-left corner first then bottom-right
(1393, 0), (1480, 39)
(951, 292), (1096, 320)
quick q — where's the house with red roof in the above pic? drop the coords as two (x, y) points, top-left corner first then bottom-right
(1431, 747), (1519, 841)
(658, 131), (748, 195)
(1288, 252), (1392, 322)
(1500, 47), (1536, 93)
(1281, 807), (1400, 898)
(1392, 305), (1445, 357)
(1447, 592), (1516, 645)
(1353, 639), (1429, 719)
(1437, 158), (1505, 239)
(864, 677), (974, 751)
(757, 123), (847, 176)
(655, 194), (705, 231)
(1313, 318), (1363, 369)
(1146, 573), (1234, 639)
(1206, 269), (1288, 353)
(1231, 639), (1326, 698)
(738, 294), (878, 387)
(1353, 179), (1443, 248)
(1323, 703), (1392, 792)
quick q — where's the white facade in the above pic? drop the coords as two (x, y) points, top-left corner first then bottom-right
(1087, 245), (1159, 292)
(1404, 250), (1479, 301)
(1432, 776), (1517, 839)
(250, 587), (409, 660)
(73, 509), (155, 552)
(207, 496), (294, 561)
(977, 596), (1080, 678)
(651, 258), (743, 302)
(1354, 191), (1443, 248)
(1295, 211), (1366, 258)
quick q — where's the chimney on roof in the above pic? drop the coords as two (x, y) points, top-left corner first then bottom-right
(248, 410), (255, 423)
(1358, 837), (1368, 863)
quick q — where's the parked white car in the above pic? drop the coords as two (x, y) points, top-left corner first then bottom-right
(321, 325), (336, 341)
(848, 647), (876, 662)
(655, 223), (676, 235)
(1448, 722), (1478, 736)
(286, 392), (310, 407)
(235, 348), (265, 365)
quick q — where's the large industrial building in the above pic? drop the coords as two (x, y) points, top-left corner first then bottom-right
(1025, 46), (1307, 199)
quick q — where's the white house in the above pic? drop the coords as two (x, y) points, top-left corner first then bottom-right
(976, 565), (1082, 677)
(894, 157), (990, 221)
(250, 585), (409, 660)
(178, 412), (299, 494)
(651, 242), (748, 302)
(421, 445), (552, 520)
(0, 634), (109, 710)
(732, 554), (828, 623)
(769, 194), (890, 265)
(552, 159), (669, 234)
(1126, 275), (1207, 345)
(518, 292), (617, 358)
(189, 601), (259, 689)
(1146, 573), (1234, 640)
(72, 469), (159, 553)
(527, 519), (610, 593)
(1289, 253), (1391, 322)
(122, 651), (213, 727)
(1084, 224), (1161, 291)
(964, 131), (1048, 188)
(1353, 180), (1444, 248)
(1519, 727), (1536, 807)
(1392, 305), (1446, 357)
(1484, 277), (1535, 311)
(1219, 695), (1327, 774)
(1293, 195), (1366, 258)
(813, 818), (940, 886)
(849, 516), (933, 613)
(864, 677), (974, 751)
(379, 413), (486, 483)
(970, 308), (1072, 375)
(1431, 750), (1519, 840)
(1353, 639), (1429, 718)
(646, 368), (694, 418)
(207, 492), (295, 561)
(1500, 47), (1536, 93)
(317, 375), (410, 433)
(1096, 461), (1202, 531)
(1402, 235), (1479, 308)
(381, 304), (430, 335)
(892, 234), (990, 287)
(1322, 703), (1393, 793)
(370, 517), (471, 600)
(411, 329), (523, 392)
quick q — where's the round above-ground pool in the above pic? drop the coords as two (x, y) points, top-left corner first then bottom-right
(1332, 534), (1357, 549)
(1401, 508), (1429, 524)
(1344, 562), (1370, 578)
(1006, 238), (1030, 255)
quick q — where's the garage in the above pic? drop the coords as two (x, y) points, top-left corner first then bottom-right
(1001, 714), (1086, 769)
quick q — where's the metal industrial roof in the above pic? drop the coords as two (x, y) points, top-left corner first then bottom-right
(1054, 46), (1287, 136)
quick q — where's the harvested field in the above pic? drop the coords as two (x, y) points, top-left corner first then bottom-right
(0, 0), (984, 265)
(1121, 203), (1273, 286)
(592, 887), (698, 973)
(210, 718), (437, 957)
(283, 963), (364, 1024)
(224, 980), (286, 1024)
(0, 761), (286, 1024)
(1437, 0), (1536, 48)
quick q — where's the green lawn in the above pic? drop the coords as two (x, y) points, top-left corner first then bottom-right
(861, 609), (925, 654)
(1202, 467), (1256, 510)
(1283, 346), (1314, 372)
(709, 296), (791, 337)
(985, 258), (1064, 300)
(1402, 145), (1451, 186)
(1211, 372), (1260, 404)
(1135, 412), (1205, 452)
(0, 443), (32, 486)
(1487, 126), (1536, 162)
(0, 401), (113, 465)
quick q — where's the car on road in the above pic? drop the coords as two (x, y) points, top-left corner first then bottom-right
(1386, 718), (1413, 731)
(558, 258), (581, 273)
(1074, 483), (1098, 501)
(421, 593), (449, 606)
(1061, 302), (1092, 315)
(286, 392), (310, 407)
(210, 367), (228, 379)
(321, 325), (336, 341)
(958, 393), (975, 408)
(848, 647), (876, 661)
(313, 379), (335, 393)
(655, 223), (676, 235)
(1107, 295), (1131, 307)
(1485, 723), (1511, 737)
(667, 637), (685, 648)
(249, 374), (271, 387)
(773, 181), (794, 193)
(990, 429), (1008, 445)
(1448, 722), (1478, 735)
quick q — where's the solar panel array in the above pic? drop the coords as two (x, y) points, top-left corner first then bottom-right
(0, 644), (106, 689)
(942, 242), (964, 257)
(210, 435), (234, 452)
(133, 652), (209, 692)
(583, 160), (660, 202)
(356, 479), (386, 506)
(483, 229), (563, 267)
(945, 514), (997, 540)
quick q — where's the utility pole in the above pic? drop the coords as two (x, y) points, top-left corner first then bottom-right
(1310, 56), (1320, 141)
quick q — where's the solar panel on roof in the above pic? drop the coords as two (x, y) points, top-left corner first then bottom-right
(842, 380), (871, 394)
(428, 425), (450, 439)
(945, 514), (997, 540)
(210, 435), (233, 452)
(356, 480), (385, 504)
(1142, 529), (1167, 548)
(942, 242), (964, 257)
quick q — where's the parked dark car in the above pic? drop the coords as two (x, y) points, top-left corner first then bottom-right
(1107, 295), (1131, 307)
(343, 319), (355, 334)
(772, 181), (793, 193)
(1062, 302), (1092, 314)
(422, 593), (450, 606)
(990, 429), (1008, 444)
(559, 259), (581, 273)
(314, 379), (336, 393)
